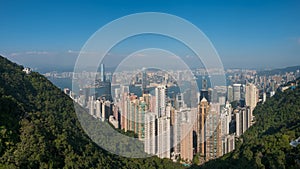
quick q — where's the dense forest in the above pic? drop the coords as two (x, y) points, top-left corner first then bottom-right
(194, 79), (300, 169)
(0, 56), (184, 169)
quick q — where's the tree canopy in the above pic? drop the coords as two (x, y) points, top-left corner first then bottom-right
(0, 56), (184, 169)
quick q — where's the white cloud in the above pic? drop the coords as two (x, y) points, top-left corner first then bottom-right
(25, 51), (50, 55)
(10, 52), (21, 57)
(67, 50), (115, 58)
(133, 53), (146, 57)
(67, 49), (80, 54)
(10, 51), (50, 57)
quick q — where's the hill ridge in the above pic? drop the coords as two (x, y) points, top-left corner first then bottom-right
(0, 55), (183, 169)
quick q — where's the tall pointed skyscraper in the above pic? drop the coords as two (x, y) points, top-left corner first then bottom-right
(196, 97), (209, 155)
(100, 63), (106, 82)
(142, 68), (148, 94)
(200, 78), (209, 103)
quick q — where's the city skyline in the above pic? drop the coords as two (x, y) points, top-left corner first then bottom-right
(1, 1), (300, 168)
(65, 62), (299, 163)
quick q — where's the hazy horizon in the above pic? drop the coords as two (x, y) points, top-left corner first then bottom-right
(1, 0), (300, 72)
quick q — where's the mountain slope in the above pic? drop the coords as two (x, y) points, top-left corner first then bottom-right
(258, 65), (300, 76)
(195, 80), (300, 169)
(0, 56), (183, 169)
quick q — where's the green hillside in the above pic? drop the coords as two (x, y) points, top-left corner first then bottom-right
(0, 56), (184, 169)
(195, 80), (300, 169)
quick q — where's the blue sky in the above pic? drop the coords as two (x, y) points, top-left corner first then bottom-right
(0, 0), (300, 71)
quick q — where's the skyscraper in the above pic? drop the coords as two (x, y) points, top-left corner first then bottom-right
(172, 109), (182, 158)
(242, 107), (251, 134)
(180, 122), (193, 162)
(102, 100), (112, 121)
(154, 100), (172, 159)
(124, 94), (138, 132)
(219, 101), (235, 155)
(222, 134), (235, 155)
(205, 103), (222, 161)
(234, 106), (251, 137)
(100, 63), (106, 82)
(208, 88), (213, 103)
(196, 97), (209, 156)
(200, 78), (209, 103)
(227, 85), (233, 102)
(120, 89), (129, 131)
(233, 84), (242, 101)
(155, 85), (167, 117)
(137, 100), (147, 139)
(157, 115), (171, 159)
(88, 96), (95, 116)
(173, 107), (195, 162)
(220, 107), (230, 137)
(144, 112), (156, 155)
(175, 93), (185, 110)
(226, 134), (235, 153)
(218, 96), (226, 106)
(124, 94), (146, 139)
(245, 83), (259, 122)
(234, 109), (241, 137)
(143, 93), (151, 111)
(95, 99), (101, 119)
(142, 68), (148, 94)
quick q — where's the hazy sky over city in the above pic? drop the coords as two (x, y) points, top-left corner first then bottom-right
(0, 0), (300, 71)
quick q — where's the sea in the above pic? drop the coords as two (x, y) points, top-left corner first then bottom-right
(47, 75), (229, 95)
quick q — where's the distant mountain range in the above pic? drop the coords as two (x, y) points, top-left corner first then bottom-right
(258, 65), (300, 76)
